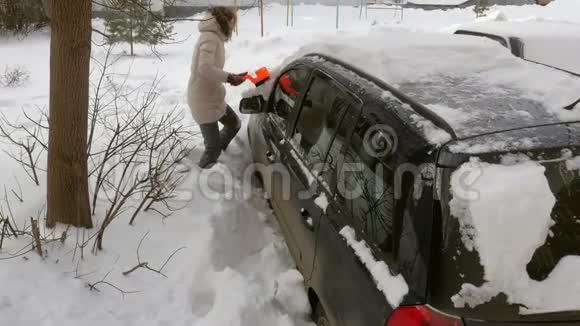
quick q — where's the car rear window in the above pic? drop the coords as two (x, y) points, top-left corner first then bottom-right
(526, 160), (580, 281)
(432, 150), (580, 320)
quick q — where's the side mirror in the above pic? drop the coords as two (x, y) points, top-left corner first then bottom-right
(239, 96), (266, 114)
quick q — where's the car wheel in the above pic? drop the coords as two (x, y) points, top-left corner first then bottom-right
(312, 301), (331, 326)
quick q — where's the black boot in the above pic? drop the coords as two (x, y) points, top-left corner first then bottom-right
(198, 151), (219, 169)
(219, 124), (241, 151)
(199, 122), (221, 169)
(218, 105), (241, 151)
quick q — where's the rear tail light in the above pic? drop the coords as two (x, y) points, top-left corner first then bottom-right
(386, 305), (464, 326)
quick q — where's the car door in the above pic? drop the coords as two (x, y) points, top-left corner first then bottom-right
(279, 71), (356, 277)
(310, 108), (406, 326)
(261, 65), (312, 263)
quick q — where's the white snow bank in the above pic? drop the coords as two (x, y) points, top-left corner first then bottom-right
(339, 226), (408, 308)
(450, 158), (580, 314)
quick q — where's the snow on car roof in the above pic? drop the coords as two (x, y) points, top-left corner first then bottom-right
(290, 27), (580, 140)
(455, 20), (580, 76)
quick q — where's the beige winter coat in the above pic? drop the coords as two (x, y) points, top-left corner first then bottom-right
(187, 18), (230, 125)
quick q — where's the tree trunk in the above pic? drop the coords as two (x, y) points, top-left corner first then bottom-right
(46, 0), (92, 228)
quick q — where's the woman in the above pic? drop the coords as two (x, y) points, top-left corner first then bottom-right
(187, 7), (246, 169)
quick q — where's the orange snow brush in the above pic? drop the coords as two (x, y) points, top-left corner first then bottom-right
(243, 67), (270, 87)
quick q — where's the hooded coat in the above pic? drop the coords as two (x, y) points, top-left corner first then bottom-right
(187, 17), (230, 125)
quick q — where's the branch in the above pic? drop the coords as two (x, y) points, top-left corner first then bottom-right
(87, 271), (140, 298)
(92, 28), (112, 40)
(122, 231), (186, 278)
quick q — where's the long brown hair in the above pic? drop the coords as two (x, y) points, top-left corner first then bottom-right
(208, 6), (236, 40)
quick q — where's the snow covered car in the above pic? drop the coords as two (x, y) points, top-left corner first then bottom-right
(239, 31), (580, 326)
(454, 20), (580, 76)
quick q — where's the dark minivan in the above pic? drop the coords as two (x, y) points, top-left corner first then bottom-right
(239, 53), (580, 326)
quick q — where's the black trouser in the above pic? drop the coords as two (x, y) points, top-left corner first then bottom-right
(198, 105), (241, 167)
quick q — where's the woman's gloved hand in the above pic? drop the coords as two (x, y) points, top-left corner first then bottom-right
(227, 73), (246, 86)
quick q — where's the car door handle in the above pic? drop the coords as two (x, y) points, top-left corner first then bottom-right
(266, 150), (276, 163)
(300, 208), (314, 231)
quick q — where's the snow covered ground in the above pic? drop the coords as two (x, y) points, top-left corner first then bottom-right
(1, 1), (579, 325)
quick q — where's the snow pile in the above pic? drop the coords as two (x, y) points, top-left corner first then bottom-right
(450, 158), (580, 314)
(274, 270), (312, 318)
(339, 226), (408, 308)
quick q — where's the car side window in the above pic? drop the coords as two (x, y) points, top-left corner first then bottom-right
(290, 74), (351, 172)
(339, 120), (396, 257)
(271, 67), (310, 134)
(321, 103), (361, 194)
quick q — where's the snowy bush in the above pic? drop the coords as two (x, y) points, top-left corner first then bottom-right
(0, 66), (30, 88)
(474, 0), (490, 18)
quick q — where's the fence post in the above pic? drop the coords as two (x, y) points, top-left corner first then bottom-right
(291, 0), (294, 26)
(260, 0), (264, 37)
(336, 0), (340, 29)
(234, 0), (239, 35)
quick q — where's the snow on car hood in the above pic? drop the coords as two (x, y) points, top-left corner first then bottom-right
(449, 157), (580, 314)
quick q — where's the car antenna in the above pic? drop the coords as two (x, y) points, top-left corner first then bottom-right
(564, 97), (580, 111)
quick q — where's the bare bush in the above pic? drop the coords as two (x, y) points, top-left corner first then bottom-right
(0, 66), (31, 88)
(0, 47), (194, 259)
(90, 92), (193, 251)
(0, 109), (48, 186)
(0, 198), (65, 259)
(86, 49), (194, 252)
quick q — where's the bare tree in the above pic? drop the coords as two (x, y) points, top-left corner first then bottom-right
(46, 0), (93, 228)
